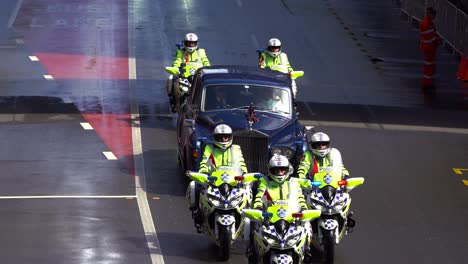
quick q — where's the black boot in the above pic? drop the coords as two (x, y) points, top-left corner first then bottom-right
(346, 211), (356, 232)
(191, 209), (203, 233)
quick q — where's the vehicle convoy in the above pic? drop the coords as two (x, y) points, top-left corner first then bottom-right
(185, 166), (262, 261)
(243, 200), (321, 263)
(176, 65), (309, 176)
(299, 167), (365, 264)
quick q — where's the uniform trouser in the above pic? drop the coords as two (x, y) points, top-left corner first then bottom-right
(420, 43), (437, 87)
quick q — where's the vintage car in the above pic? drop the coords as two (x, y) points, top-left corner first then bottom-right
(176, 65), (310, 175)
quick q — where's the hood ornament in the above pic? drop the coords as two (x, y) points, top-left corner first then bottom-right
(245, 102), (258, 130)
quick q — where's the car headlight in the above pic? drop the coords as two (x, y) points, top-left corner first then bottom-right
(271, 147), (295, 159)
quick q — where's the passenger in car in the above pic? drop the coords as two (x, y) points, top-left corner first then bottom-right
(205, 86), (231, 110)
(256, 88), (285, 112)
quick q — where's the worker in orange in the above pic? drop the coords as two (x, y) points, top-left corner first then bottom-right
(419, 7), (439, 89)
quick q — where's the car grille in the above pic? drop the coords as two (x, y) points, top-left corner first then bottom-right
(233, 129), (270, 175)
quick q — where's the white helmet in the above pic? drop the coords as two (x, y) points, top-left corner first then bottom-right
(268, 154), (293, 183)
(267, 38), (282, 58)
(184, 33), (199, 52)
(309, 132), (331, 157)
(213, 124), (233, 150)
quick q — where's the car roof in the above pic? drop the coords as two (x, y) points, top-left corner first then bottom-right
(198, 65), (291, 87)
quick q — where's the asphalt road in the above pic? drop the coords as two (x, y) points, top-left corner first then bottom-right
(0, 0), (467, 263)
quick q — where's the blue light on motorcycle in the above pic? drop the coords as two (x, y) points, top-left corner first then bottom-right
(254, 173), (264, 179)
(262, 212), (273, 218)
(311, 181), (322, 188)
(208, 176), (217, 182)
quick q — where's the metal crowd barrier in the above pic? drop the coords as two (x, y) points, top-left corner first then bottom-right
(400, 0), (468, 55)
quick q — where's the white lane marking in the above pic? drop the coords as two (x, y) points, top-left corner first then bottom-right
(250, 33), (259, 48)
(235, 0), (243, 7)
(0, 46), (16, 49)
(102, 151), (117, 160)
(29, 56), (39, 61)
(128, 1), (165, 263)
(43, 75), (54, 80)
(300, 120), (468, 134)
(8, 0), (23, 28)
(16, 38), (24, 44)
(80, 122), (93, 130)
(0, 195), (137, 199)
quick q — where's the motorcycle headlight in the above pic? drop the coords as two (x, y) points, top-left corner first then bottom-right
(263, 231), (280, 246)
(207, 193), (222, 207)
(271, 147), (295, 159)
(228, 192), (244, 208)
(285, 231), (302, 247)
(332, 198), (347, 211)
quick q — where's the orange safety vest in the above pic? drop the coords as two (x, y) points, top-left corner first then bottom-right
(419, 16), (437, 46)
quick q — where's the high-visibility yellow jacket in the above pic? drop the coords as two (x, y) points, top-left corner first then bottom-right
(253, 177), (307, 210)
(258, 52), (293, 73)
(297, 149), (349, 179)
(173, 48), (211, 68)
(198, 144), (247, 174)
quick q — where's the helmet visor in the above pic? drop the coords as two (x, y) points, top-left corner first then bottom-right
(268, 46), (280, 52)
(270, 166), (289, 176)
(184, 41), (197, 47)
(214, 134), (232, 142)
(312, 141), (330, 149)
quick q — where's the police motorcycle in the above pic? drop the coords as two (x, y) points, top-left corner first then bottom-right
(186, 166), (262, 261)
(256, 48), (304, 97)
(242, 189), (321, 263)
(165, 43), (202, 112)
(299, 167), (365, 264)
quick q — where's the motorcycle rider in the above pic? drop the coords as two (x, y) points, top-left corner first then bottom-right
(167, 32), (211, 112)
(189, 124), (247, 230)
(253, 154), (307, 210)
(248, 154), (308, 257)
(297, 132), (349, 179)
(297, 132), (356, 227)
(258, 38), (297, 96)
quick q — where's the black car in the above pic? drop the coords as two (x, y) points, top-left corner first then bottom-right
(176, 65), (309, 175)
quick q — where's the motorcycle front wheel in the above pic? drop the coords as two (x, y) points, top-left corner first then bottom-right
(323, 230), (335, 264)
(218, 225), (232, 261)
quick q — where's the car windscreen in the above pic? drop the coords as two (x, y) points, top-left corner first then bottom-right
(201, 84), (291, 115)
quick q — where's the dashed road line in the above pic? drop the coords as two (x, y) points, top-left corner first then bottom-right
(102, 151), (117, 160)
(43, 75), (54, 80)
(29, 56), (39, 61)
(80, 122), (93, 130)
(128, 0), (165, 263)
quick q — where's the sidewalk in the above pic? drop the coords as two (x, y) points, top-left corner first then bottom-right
(328, 0), (468, 110)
